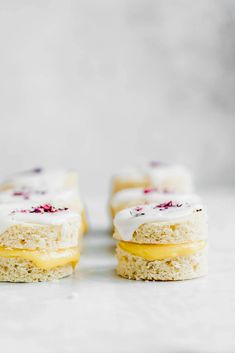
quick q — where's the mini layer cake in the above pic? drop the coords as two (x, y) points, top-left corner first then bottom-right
(0, 168), (79, 191)
(110, 187), (200, 217)
(0, 187), (87, 235)
(0, 168), (88, 234)
(113, 201), (208, 281)
(0, 204), (81, 282)
(111, 162), (193, 195)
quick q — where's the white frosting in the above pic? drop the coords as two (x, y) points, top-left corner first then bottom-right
(113, 202), (203, 241)
(3, 169), (78, 191)
(0, 188), (83, 210)
(114, 163), (193, 192)
(0, 204), (81, 236)
(147, 164), (193, 192)
(111, 188), (200, 209)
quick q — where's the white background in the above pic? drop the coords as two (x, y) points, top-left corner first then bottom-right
(0, 0), (234, 199)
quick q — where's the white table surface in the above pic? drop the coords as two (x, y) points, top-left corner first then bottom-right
(0, 189), (235, 353)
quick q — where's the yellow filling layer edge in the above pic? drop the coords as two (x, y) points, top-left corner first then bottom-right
(0, 246), (80, 270)
(118, 240), (206, 260)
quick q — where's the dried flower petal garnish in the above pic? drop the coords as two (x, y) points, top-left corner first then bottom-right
(143, 188), (158, 194)
(153, 201), (183, 211)
(32, 168), (43, 173)
(129, 201), (193, 218)
(130, 206), (145, 217)
(12, 191), (30, 200)
(12, 204), (68, 214)
(149, 161), (165, 168)
(12, 189), (47, 200)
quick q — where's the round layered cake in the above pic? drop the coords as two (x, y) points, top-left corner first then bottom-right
(0, 203), (81, 282)
(111, 162), (193, 195)
(0, 186), (87, 234)
(113, 201), (208, 281)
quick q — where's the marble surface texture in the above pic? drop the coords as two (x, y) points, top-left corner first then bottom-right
(0, 189), (234, 353)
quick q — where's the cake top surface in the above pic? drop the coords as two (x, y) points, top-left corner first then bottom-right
(113, 201), (204, 241)
(111, 187), (200, 208)
(0, 186), (81, 205)
(2, 168), (78, 191)
(114, 162), (192, 183)
(0, 203), (81, 235)
(147, 162), (191, 186)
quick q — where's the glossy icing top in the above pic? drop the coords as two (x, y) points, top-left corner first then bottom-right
(111, 187), (200, 209)
(0, 203), (81, 236)
(113, 201), (204, 241)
